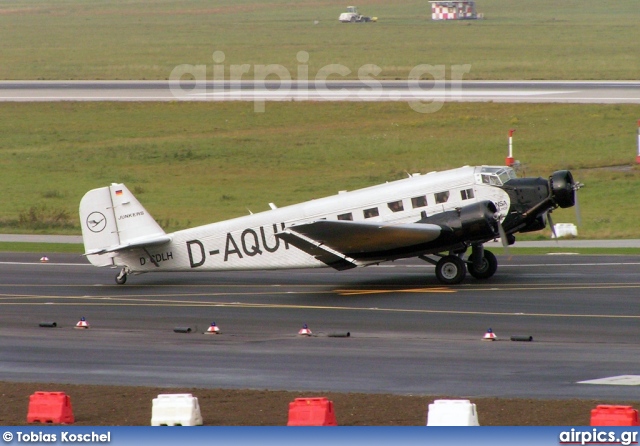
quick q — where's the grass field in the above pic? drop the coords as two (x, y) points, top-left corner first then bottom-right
(1, 101), (640, 239)
(0, 0), (638, 80)
(1, 1), (639, 242)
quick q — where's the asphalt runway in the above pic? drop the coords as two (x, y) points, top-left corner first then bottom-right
(1, 80), (639, 103)
(1, 251), (640, 400)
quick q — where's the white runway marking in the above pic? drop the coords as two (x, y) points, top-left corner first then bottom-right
(0, 261), (91, 266)
(396, 262), (640, 268)
(578, 375), (640, 386)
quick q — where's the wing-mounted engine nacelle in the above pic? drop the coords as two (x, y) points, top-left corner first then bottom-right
(459, 201), (500, 240)
(421, 200), (499, 242)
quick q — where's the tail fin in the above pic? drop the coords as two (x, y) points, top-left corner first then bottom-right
(79, 183), (166, 266)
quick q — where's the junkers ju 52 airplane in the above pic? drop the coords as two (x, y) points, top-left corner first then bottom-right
(80, 165), (579, 285)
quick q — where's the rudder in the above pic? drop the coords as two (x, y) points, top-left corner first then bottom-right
(79, 183), (165, 266)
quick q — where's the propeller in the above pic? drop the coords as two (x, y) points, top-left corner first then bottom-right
(547, 211), (558, 240)
(551, 179), (583, 240)
(573, 181), (584, 226)
(493, 212), (510, 255)
(497, 220), (510, 256)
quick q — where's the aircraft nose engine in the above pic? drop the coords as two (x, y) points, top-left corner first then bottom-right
(549, 170), (575, 208)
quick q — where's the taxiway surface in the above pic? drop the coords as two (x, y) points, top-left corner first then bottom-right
(1, 252), (639, 400)
(1, 81), (639, 103)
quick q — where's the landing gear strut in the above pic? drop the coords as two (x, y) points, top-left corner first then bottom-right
(467, 247), (498, 280)
(421, 245), (498, 285)
(435, 255), (467, 285)
(115, 268), (128, 285)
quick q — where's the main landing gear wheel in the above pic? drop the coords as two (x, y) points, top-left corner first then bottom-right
(468, 250), (498, 280)
(115, 269), (127, 285)
(435, 255), (467, 285)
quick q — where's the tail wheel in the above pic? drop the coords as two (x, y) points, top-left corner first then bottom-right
(468, 250), (498, 280)
(435, 255), (467, 285)
(115, 269), (127, 285)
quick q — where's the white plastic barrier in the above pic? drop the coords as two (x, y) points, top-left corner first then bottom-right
(151, 393), (203, 426)
(426, 399), (479, 426)
(552, 223), (578, 238)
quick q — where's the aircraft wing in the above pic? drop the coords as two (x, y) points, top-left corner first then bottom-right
(84, 234), (172, 256)
(278, 220), (444, 269)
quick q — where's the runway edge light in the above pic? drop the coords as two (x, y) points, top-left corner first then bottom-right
(298, 323), (312, 336)
(74, 317), (89, 329)
(205, 322), (220, 334)
(482, 328), (496, 341)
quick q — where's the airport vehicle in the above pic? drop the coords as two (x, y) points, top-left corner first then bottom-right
(80, 165), (579, 285)
(339, 6), (373, 23)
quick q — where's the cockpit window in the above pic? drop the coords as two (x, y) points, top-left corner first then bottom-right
(478, 167), (516, 186)
(481, 174), (500, 185)
(498, 170), (515, 184)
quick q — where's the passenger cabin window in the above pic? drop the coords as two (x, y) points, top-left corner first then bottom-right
(337, 212), (353, 221)
(387, 200), (404, 213)
(435, 191), (450, 204)
(461, 189), (475, 200)
(411, 196), (427, 208)
(363, 207), (379, 219)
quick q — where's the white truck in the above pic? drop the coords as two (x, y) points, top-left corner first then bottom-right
(339, 6), (374, 23)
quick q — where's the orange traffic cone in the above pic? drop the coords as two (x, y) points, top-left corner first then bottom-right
(298, 323), (312, 336)
(482, 328), (496, 341)
(205, 322), (220, 334)
(74, 317), (89, 329)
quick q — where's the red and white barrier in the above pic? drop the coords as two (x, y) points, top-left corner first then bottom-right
(636, 120), (640, 164)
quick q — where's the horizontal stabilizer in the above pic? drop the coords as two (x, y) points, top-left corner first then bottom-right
(84, 234), (172, 256)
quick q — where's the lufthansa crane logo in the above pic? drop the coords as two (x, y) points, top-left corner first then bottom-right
(86, 212), (107, 233)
